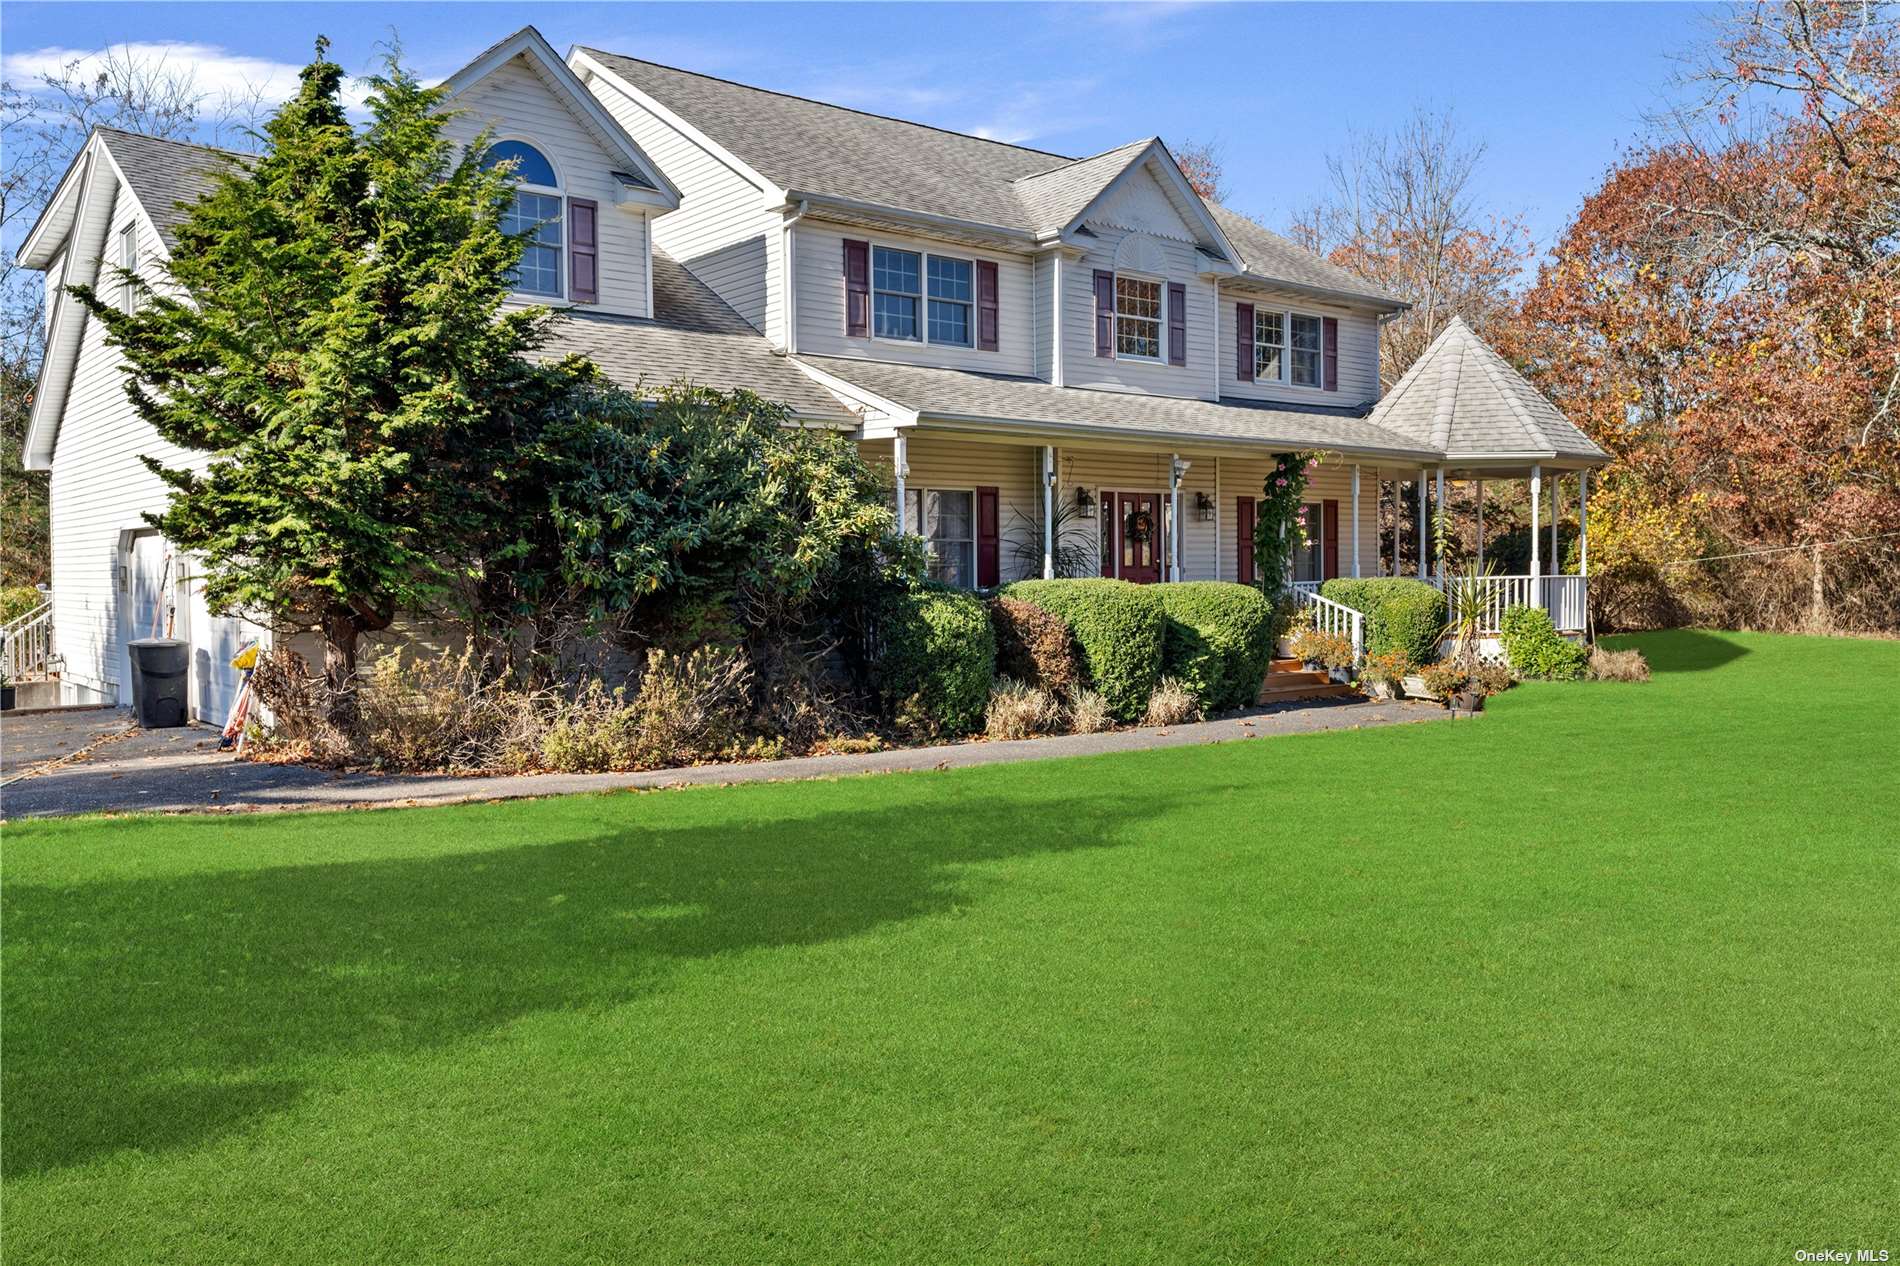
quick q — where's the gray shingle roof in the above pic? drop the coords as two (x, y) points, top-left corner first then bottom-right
(578, 50), (1402, 306)
(1208, 205), (1406, 308)
(538, 253), (853, 420)
(1365, 317), (1606, 462)
(99, 127), (241, 250)
(1009, 138), (1156, 237)
(793, 354), (1439, 458)
(579, 49), (1066, 230)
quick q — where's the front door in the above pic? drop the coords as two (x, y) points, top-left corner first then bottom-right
(1104, 491), (1165, 583)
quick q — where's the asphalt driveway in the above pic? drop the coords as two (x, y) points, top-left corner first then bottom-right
(1, 696), (1449, 818)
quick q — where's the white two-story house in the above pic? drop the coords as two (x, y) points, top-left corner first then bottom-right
(13, 26), (1606, 715)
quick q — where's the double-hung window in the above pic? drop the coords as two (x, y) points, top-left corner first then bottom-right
(1115, 276), (1163, 359)
(1252, 308), (1326, 387)
(903, 488), (976, 587)
(1289, 314), (1324, 387)
(927, 256), (973, 346)
(873, 246), (922, 340)
(1253, 310), (1284, 382)
(483, 141), (564, 299)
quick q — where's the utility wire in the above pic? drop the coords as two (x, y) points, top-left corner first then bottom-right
(1657, 530), (1900, 569)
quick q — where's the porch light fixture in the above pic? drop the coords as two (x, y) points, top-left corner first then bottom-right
(1075, 487), (1096, 519)
(1195, 491), (1216, 522)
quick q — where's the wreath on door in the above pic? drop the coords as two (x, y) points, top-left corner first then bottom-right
(1125, 507), (1155, 545)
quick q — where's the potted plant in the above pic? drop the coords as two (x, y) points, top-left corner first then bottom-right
(1288, 627), (1352, 675)
(1419, 660), (1475, 711)
(1360, 648), (1412, 699)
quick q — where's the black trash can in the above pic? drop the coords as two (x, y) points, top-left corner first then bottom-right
(128, 638), (190, 728)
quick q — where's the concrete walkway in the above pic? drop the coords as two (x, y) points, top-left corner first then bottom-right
(1, 697), (1449, 819)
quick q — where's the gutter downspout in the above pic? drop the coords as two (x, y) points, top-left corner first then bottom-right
(782, 199), (808, 353)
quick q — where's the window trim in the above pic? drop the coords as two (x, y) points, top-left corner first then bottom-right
(1249, 304), (1330, 391)
(118, 222), (139, 315)
(484, 137), (566, 302)
(859, 236), (991, 351)
(1113, 271), (1166, 363)
(903, 485), (979, 588)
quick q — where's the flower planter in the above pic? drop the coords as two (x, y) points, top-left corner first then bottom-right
(1400, 674), (1436, 701)
(1450, 689), (1483, 715)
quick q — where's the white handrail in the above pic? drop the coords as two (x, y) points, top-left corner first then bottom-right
(1444, 574), (1589, 632)
(3, 600), (53, 682)
(1290, 587), (1364, 666)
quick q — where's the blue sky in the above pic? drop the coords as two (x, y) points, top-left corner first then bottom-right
(4, 2), (1718, 257)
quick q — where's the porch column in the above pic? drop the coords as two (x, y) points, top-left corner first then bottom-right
(1475, 479), (1485, 571)
(1390, 479), (1400, 576)
(1417, 467), (1429, 579)
(1350, 465), (1361, 577)
(1579, 469), (1590, 576)
(1551, 472), (1563, 575)
(1162, 454), (1178, 581)
(1529, 464), (1543, 604)
(1434, 466), (1447, 581)
(1041, 445), (1056, 580)
(894, 432), (910, 534)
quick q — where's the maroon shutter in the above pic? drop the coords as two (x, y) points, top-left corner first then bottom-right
(1167, 282), (1186, 366)
(1237, 497), (1256, 584)
(1323, 499), (1340, 580)
(844, 239), (870, 337)
(1323, 316), (1339, 391)
(1093, 270), (1115, 357)
(1235, 302), (1254, 382)
(976, 260), (999, 351)
(568, 198), (599, 304)
(976, 486), (1000, 587)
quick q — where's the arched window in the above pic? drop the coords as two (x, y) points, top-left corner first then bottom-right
(481, 141), (562, 298)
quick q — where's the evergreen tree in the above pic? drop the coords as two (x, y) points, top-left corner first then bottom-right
(71, 39), (561, 711)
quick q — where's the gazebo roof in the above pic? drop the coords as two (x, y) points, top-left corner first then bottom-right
(1365, 317), (1607, 469)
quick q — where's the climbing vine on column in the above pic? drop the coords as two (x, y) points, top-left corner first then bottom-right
(1252, 452), (1316, 594)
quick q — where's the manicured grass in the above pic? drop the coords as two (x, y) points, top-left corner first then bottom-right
(4, 631), (1896, 1263)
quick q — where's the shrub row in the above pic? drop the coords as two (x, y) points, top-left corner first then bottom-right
(1319, 577), (1447, 666)
(872, 582), (997, 735)
(1001, 579), (1270, 720)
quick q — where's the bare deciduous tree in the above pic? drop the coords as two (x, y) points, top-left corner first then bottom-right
(1287, 106), (1531, 386)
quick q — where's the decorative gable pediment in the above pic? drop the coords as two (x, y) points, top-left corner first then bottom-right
(1088, 163), (1198, 243)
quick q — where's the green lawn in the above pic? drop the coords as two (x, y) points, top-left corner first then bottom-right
(4, 631), (1896, 1264)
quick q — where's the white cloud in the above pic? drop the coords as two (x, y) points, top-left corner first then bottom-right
(964, 80), (1100, 148)
(2, 41), (371, 113)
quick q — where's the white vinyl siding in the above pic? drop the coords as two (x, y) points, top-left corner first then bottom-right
(442, 55), (650, 318)
(1222, 291), (1382, 405)
(1215, 458), (1383, 583)
(795, 222), (1034, 375)
(1062, 223), (1215, 399)
(46, 179), (260, 717)
(581, 67), (777, 334)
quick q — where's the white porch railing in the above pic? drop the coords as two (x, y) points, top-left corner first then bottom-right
(3, 598), (54, 682)
(1290, 587), (1364, 665)
(1438, 574), (1588, 633)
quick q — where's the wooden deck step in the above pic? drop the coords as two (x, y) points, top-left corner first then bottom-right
(1268, 657), (1305, 674)
(1263, 668), (1331, 687)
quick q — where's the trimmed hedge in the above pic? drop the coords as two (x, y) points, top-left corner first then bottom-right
(989, 596), (1081, 694)
(1319, 577), (1448, 666)
(873, 583), (996, 734)
(1000, 579), (1164, 721)
(1499, 605), (1589, 680)
(1153, 581), (1274, 712)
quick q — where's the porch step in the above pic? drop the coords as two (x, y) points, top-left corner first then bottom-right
(1265, 668), (1332, 687)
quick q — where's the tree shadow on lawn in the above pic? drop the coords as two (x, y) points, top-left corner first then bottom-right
(3, 780), (1174, 1179)
(1609, 628), (1751, 673)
